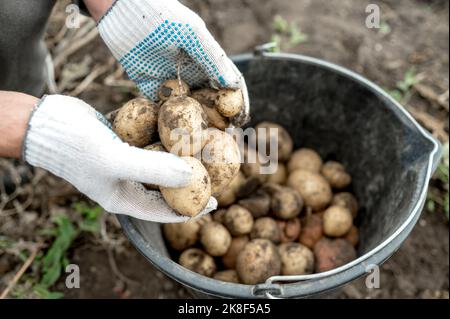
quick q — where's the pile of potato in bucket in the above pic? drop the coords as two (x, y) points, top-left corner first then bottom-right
(111, 79), (359, 285)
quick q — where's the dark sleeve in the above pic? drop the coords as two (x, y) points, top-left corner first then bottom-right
(73, 1), (90, 16)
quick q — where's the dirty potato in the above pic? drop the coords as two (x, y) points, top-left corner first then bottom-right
(202, 129), (241, 196)
(255, 122), (293, 162)
(158, 96), (207, 156)
(287, 170), (332, 211)
(236, 239), (281, 285)
(113, 97), (159, 147)
(287, 148), (323, 173)
(321, 161), (352, 189)
(224, 205), (254, 236)
(278, 243), (314, 275)
(179, 248), (216, 277)
(160, 157), (211, 217)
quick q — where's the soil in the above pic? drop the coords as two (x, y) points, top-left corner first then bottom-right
(1, 0), (448, 299)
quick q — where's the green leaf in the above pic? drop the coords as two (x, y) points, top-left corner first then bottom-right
(33, 285), (64, 299)
(396, 67), (417, 93)
(273, 15), (289, 33)
(289, 23), (308, 46)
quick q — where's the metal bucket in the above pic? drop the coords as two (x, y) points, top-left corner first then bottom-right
(117, 52), (442, 298)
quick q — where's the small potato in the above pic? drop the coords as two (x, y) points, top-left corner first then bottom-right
(241, 147), (269, 184)
(323, 206), (353, 237)
(299, 214), (323, 249)
(163, 220), (201, 251)
(144, 142), (166, 152)
(224, 205), (254, 236)
(235, 176), (261, 199)
(277, 218), (301, 243)
(267, 163), (288, 185)
(160, 157), (211, 217)
(255, 122), (293, 162)
(216, 89), (244, 117)
(216, 172), (246, 207)
(264, 184), (303, 220)
(202, 129), (241, 196)
(238, 189), (271, 218)
(191, 88), (243, 118)
(321, 161), (352, 189)
(287, 149), (323, 173)
(158, 96), (207, 156)
(179, 248), (216, 277)
(278, 243), (314, 275)
(314, 238), (356, 273)
(287, 170), (332, 211)
(236, 239), (281, 285)
(222, 236), (249, 269)
(192, 89), (230, 129)
(250, 217), (281, 243)
(332, 192), (359, 218)
(344, 226), (359, 247)
(200, 222), (232, 256)
(158, 79), (190, 102)
(113, 97), (159, 147)
(213, 270), (240, 283)
(212, 209), (227, 224)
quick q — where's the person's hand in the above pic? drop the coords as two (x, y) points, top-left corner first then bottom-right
(97, 0), (250, 127)
(23, 95), (217, 222)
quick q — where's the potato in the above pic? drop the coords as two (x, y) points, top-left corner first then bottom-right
(264, 184), (303, 220)
(241, 147), (269, 184)
(238, 189), (271, 218)
(331, 192), (359, 218)
(213, 270), (240, 283)
(299, 214), (323, 249)
(278, 243), (314, 275)
(314, 238), (356, 273)
(216, 172), (246, 207)
(212, 209), (227, 224)
(235, 176), (262, 199)
(344, 225), (359, 247)
(224, 205), (254, 236)
(113, 97), (159, 147)
(202, 129), (241, 196)
(144, 142), (166, 152)
(236, 239), (281, 285)
(160, 157), (211, 217)
(216, 89), (244, 117)
(191, 88), (243, 118)
(158, 79), (190, 102)
(163, 220), (201, 251)
(267, 163), (287, 185)
(287, 170), (332, 211)
(192, 89), (230, 129)
(250, 217), (281, 243)
(158, 96), (207, 156)
(222, 236), (249, 269)
(287, 148), (323, 173)
(277, 218), (301, 243)
(179, 248), (216, 277)
(200, 222), (232, 256)
(255, 122), (293, 162)
(321, 161), (352, 189)
(323, 206), (353, 237)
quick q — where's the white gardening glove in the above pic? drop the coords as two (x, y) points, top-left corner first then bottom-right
(23, 95), (217, 223)
(98, 0), (250, 127)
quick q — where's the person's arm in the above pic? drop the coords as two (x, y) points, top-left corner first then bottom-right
(0, 91), (37, 159)
(0, 91), (216, 222)
(83, 0), (115, 22)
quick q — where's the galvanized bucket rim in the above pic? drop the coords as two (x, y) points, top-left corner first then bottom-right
(117, 52), (442, 299)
